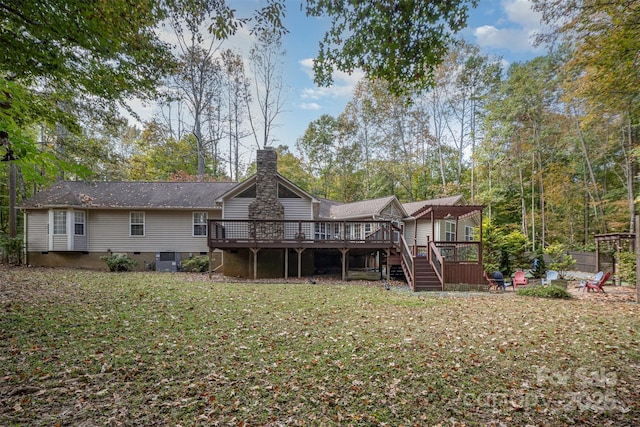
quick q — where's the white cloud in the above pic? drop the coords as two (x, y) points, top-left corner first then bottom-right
(299, 102), (322, 110)
(473, 0), (543, 54)
(298, 58), (364, 101)
(504, 0), (541, 29)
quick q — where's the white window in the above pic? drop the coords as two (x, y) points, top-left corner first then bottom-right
(193, 212), (207, 236)
(315, 222), (327, 240)
(445, 221), (456, 241)
(74, 211), (85, 236)
(53, 211), (67, 235)
(464, 226), (475, 241)
(353, 224), (362, 240)
(130, 212), (145, 236)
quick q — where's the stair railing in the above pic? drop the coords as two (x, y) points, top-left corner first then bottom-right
(399, 235), (415, 290)
(429, 241), (444, 289)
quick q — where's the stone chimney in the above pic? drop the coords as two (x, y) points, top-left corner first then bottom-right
(248, 148), (284, 239)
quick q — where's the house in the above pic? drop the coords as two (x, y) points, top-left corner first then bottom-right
(20, 148), (485, 290)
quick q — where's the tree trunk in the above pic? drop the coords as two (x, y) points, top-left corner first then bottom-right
(572, 108), (607, 233)
(9, 162), (16, 238)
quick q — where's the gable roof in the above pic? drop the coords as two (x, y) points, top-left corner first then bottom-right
(20, 181), (237, 210)
(402, 195), (466, 217)
(215, 173), (319, 204)
(329, 195), (407, 220)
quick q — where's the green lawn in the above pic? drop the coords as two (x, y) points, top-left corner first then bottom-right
(1, 269), (639, 426)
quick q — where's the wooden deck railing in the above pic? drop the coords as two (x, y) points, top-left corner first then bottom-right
(429, 241), (444, 286)
(399, 235), (414, 289)
(433, 241), (481, 263)
(208, 219), (395, 249)
(404, 241), (483, 288)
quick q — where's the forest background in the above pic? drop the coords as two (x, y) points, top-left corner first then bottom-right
(1, 0), (638, 265)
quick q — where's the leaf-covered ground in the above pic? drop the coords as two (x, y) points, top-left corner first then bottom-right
(1, 268), (639, 426)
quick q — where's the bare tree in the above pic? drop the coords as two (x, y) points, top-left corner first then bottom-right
(222, 49), (252, 180)
(247, 29), (286, 148)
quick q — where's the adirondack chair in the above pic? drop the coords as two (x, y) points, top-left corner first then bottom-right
(584, 271), (610, 293)
(541, 270), (559, 286)
(484, 271), (501, 292)
(579, 271), (603, 292)
(512, 270), (528, 288)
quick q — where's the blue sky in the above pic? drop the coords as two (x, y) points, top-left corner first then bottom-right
(270, 0), (545, 155)
(129, 1), (545, 164)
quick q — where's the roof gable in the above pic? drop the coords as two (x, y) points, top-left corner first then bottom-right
(217, 173), (318, 203)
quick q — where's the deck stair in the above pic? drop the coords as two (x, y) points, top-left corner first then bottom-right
(412, 256), (442, 291)
(389, 253), (442, 291)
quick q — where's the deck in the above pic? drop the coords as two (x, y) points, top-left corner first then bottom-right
(207, 219), (397, 250)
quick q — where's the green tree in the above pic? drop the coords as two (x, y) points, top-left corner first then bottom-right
(533, 0), (640, 233)
(129, 120), (199, 180)
(305, 0), (479, 95)
(296, 114), (339, 199)
(544, 242), (576, 278)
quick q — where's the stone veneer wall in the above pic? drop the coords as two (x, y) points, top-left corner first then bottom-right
(248, 148), (284, 240)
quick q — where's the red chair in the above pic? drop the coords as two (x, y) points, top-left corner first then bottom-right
(584, 271), (610, 293)
(512, 270), (528, 288)
(484, 271), (500, 292)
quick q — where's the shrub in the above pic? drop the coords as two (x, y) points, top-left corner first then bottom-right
(0, 235), (22, 265)
(544, 243), (576, 278)
(100, 254), (138, 272)
(181, 255), (209, 273)
(517, 285), (571, 299)
(618, 251), (636, 285)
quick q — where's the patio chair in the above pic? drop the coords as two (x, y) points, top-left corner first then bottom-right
(512, 270), (528, 288)
(584, 271), (610, 293)
(541, 270), (559, 286)
(579, 271), (603, 291)
(484, 271), (501, 292)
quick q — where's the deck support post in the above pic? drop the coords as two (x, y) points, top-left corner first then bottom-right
(284, 249), (288, 279)
(295, 248), (305, 278)
(208, 249), (213, 279)
(385, 248), (390, 280)
(250, 248), (260, 279)
(340, 248), (349, 281)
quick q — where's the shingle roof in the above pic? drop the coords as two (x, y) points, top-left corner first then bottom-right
(402, 195), (464, 216)
(318, 198), (343, 218)
(329, 195), (399, 219)
(20, 181), (238, 209)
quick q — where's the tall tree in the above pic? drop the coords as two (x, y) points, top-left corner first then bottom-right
(305, 0), (479, 95)
(169, 44), (224, 179)
(533, 0), (640, 231)
(341, 80), (384, 197)
(248, 28), (287, 148)
(222, 49), (252, 181)
(296, 114), (339, 199)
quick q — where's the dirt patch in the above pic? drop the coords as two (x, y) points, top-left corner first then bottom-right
(566, 279), (637, 303)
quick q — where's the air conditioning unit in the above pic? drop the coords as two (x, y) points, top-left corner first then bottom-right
(156, 251), (181, 272)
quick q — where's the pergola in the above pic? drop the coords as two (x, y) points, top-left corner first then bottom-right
(595, 233), (636, 285)
(413, 204), (485, 240)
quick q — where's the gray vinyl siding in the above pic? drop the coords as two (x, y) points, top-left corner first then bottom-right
(415, 221), (434, 247)
(51, 235), (68, 251)
(74, 235), (88, 251)
(403, 222), (416, 246)
(26, 211), (48, 251)
(281, 198), (313, 220)
(87, 209), (220, 253)
(223, 198), (251, 220)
